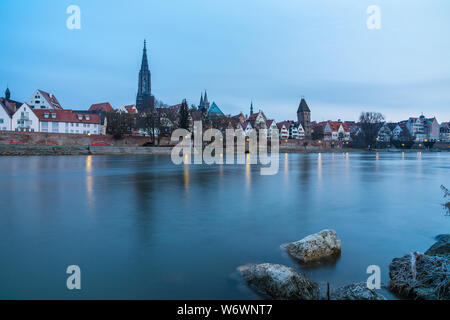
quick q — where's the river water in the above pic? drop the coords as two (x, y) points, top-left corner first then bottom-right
(0, 152), (448, 299)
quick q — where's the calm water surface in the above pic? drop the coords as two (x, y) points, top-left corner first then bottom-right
(0, 152), (449, 299)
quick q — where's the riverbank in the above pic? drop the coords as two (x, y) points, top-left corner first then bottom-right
(0, 145), (172, 156)
(0, 144), (448, 156)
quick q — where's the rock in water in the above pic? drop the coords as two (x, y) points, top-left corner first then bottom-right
(238, 263), (319, 300)
(282, 229), (341, 263)
(389, 252), (449, 300)
(425, 234), (450, 257)
(331, 282), (386, 300)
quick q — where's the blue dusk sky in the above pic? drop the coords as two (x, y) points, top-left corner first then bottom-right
(0, 0), (449, 122)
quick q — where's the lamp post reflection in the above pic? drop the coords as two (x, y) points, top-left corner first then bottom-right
(284, 153), (289, 182)
(317, 153), (322, 181)
(245, 153), (251, 190)
(85, 155), (94, 207)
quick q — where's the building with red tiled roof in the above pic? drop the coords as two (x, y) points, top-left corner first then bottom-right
(33, 109), (102, 134)
(89, 102), (114, 112)
(323, 121), (350, 141)
(247, 110), (267, 129)
(10, 105), (102, 134)
(27, 89), (63, 110)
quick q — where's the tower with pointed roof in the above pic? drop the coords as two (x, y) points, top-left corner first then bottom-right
(136, 40), (154, 113)
(198, 90), (210, 112)
(5, 87), (10, 100)
(203, 90), (210, 110)
(250, 101), (254, 115)
(297, 98), (311, 137)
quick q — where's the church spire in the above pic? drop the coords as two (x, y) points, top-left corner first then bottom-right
(199, 92), (204, 107)
(203, 90), (208, 104)
(5, 86), (10, 100)
(141, 39), (149, 71)
(136, 39), (154, 113)
(250, 101), (253, 115)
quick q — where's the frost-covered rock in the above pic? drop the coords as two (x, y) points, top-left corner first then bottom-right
(238, 263), (319, 300)
(282, 229), (341, 263)
(425, 234), (450, 257)
(389, 252), (449, 300)
(331, 282), (386, 300)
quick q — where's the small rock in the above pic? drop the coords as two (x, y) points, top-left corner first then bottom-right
(282, 229), (341, 263)
(331, 282), (386, 300)
(238, 263), (319, 300)
(425, 234), (450, 257)
(389, 252), (449, 300)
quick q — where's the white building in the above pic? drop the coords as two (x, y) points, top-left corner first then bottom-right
(277, 122), (290, 140)
(297, 123), (305, 139)
(323, 121), (351, 141)
(12, 103), (40, 132)
(242, 121), (254, 137)
(266, 120), (278, 139)
(440, 122), (450, 142)
(0, 100), (12, 131)
(33, 109), (102, 134)
(27, 90), (63, 110)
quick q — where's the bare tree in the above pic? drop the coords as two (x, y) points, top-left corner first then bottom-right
(106, 112), (134, 139)
(358, 112), (385, 148)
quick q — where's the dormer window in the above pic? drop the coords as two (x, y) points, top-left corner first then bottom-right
(51, 113), (56, 119)
(78, 115), (83, 121)
(44, 113), (49, 118)
(85, 115), (90, 120)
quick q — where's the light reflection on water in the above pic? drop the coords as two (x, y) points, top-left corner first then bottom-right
(0, 152), (448, 299)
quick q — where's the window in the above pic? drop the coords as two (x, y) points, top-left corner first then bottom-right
(41, 106), (45, 109)
(52, 122), (58, 133)
(44, 113), (49, 118)
(0, 119), (3, 124)
(51, 113), (56, 119)
(85, 115), (90, 120)
(78, 115), (82, 120)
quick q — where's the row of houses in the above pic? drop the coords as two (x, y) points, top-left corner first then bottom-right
(308, 115), (449, 143)
(370, 116), (446, 142)
(0, 88), (107, 135)
(2, 87), (449, 143)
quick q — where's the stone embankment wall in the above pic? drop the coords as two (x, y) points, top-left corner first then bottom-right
(0, 131), (173, 147)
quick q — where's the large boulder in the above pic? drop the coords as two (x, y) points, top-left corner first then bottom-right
(389, 252), (449, 300)
(238, 263), (319, 300)
(425, 234), (450, 257)
(331, 282), (386, 300)
(282, 229), (341, 263)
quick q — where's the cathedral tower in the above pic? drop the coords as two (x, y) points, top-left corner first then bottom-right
(136, 40), (154, 113)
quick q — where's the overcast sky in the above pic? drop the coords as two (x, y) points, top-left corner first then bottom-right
(1, 0), (449, 122)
